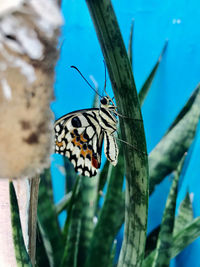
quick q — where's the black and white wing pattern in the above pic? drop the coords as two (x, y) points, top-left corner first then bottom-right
(54, 96), (119, 177)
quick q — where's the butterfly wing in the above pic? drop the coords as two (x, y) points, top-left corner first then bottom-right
(104, 131), (118, 166)
(54, 109), (104, 177)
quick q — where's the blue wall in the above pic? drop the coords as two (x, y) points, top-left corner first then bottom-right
(51, 1), (200, 266)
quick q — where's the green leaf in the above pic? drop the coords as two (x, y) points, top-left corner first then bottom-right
(63, 175), (80, 235)
(86, 1), (149, 266)
(9, 182), (32, 267)
(85, 147), (125, 267)
(143, 217), (200, 266)
(61, 188), (82, 267)
(149, 84), (200, 195)
(151, 155), (185, 267)
(37, 220), (52, 267)
(173, 191), (193, 235)
(145, 225), (160, 257)
(108, 240), (118, 267)
(96, 159), (110, 210)
(64, 157), (77, 193)
(37, 169), (64, 267)
(77, 176), (99, 267)
(138, 41), (167, 106)
(55, 191), (72, 214)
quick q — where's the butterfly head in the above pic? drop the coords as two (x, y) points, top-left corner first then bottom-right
(100, 96), (116, 110)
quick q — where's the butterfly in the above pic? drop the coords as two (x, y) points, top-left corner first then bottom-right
(54, 95), (119, 177)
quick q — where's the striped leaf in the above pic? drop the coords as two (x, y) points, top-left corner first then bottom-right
(151, 155), (185, 267)
(86, 1), (149, 267)
(173, 191), (193, 235)
(143, 217), (200, 266)
(138, 41), (168, 106)
(37, 169), (64, 266)
(85, 146), (125, 267)
(77, 175), (99, 267)
(61, 187), (82, 267)
(149, 84), (200, 195)
(9, 182), (32, 267)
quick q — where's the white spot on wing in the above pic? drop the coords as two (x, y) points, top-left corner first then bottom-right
(71, 159), (76, 167)
(85, 158), (91, 169)
(67, 142), (73, 151)
(77, 168), (83, 174)
(65, 132), (71, 140)
(84, 170), (90, 177)
(72, 146), (80, 156)
(86, 126), (95, 138)
(77, 157), (84, 167)
(55, 125), (60, 132)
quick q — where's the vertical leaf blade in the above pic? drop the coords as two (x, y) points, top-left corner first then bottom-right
(86, 1), (149, 266)
(37, 169), (64, 266)
(9, 182), (32, 267)
(85, 148), (125, 267)
(138, 41), (168, 106)
(173, 192), (193, 235)
(152, 155), (186, 267)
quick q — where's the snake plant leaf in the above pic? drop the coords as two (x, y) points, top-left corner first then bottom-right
(61, 188), (82, 267)
(37, 169), (64, 267)
(145, 225), (160, 257)
(9, 182), (32, 267)
(166, 84), (200, 134)
(77, 176), (99, 267)
(55, 191), (72, 215)
(151, 155), (185, 267)
(128, 19), (134, 67)
(64, 157), (77, 193)
(173, 191), (193, 235)
(143, 216), (200, 266)
(96, 159), (110, 206)
(86, 1), (149, 267)
(63, 175), (80, 235)
(138, 41), (168, 106)
(37, 220), (52, 267)
(85, 147), (124, 267)
(109, 240), (118, 267)
(149, 84), (200, 195)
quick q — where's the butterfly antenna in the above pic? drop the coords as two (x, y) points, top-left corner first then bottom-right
(103, 60), (107, 94)
(71, 66), (102, 97)
(102, 60), (116, 107)
(103, 60), (110, 98)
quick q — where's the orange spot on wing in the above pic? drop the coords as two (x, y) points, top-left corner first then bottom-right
(56, 141), (63, 147)
(80, 134), (87, 142)
(80, 148), (92, 158)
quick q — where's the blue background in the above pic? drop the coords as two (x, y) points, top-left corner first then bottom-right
(51, 1), (200, 266)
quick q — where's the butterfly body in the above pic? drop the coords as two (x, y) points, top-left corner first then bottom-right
(54, 96), (119, 177)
